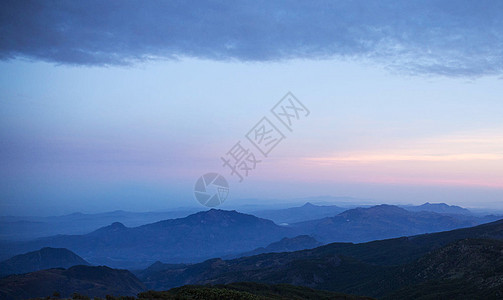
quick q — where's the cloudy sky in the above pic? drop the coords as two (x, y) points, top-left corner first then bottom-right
(1, 1), (502, 215)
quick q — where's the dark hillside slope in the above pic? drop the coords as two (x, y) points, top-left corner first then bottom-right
(138, 219), (503, 296)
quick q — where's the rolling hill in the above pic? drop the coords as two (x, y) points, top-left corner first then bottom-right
(0, 265), (145, 300)
(0, 247), (89, 277)
(138, 282), (374, 299)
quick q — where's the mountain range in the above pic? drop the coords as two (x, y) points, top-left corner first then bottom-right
(136, 218), (503, 298)
(402, 202), (472, 215)
(1, 204), (500, 269)
(2, 201), (494, 242)
(0, 209), (199, 241)
(1, 217), (502, 299)
(292, 204), (500, 243)
(252, 202), (346, 224)
(0, 209), (296, 268)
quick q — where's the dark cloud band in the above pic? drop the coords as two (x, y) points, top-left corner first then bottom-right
(1, 0), (502, 76)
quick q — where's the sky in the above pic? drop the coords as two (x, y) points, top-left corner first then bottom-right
(1, 1), (502, 215)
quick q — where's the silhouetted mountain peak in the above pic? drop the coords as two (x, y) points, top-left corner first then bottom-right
(105, 221), (127, 231)
(370, 204), (407, 212)
(410, 202), (472, 215)
(195, 208), (237, 217)
(37, 247), (81, 256)
(253, 202), (345, 224)
(206, 208), (238, 216)
(150, 260), (164, 268)
(183, 209), (273, 226)
(143, 261), (167, 272)
(111, 221), (126, 227)
(419, 202), (462, 209)
(91, 221), (128, 235)
(339, 204), (407, 218)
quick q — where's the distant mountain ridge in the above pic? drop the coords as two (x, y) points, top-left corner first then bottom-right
(0, 209), (200, 241)
(0, 209), (296, 268)
(403, 202), (472, 215)
(0, 247), (89, 277)
(253, 202), (345, 224)
(293, 204), (498, 243)
(2, 200), (497, 242)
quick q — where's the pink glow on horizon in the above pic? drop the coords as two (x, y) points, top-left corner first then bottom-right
(257, 131), (503, 189)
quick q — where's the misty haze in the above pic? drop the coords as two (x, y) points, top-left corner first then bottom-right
(1, 1), (503, 299)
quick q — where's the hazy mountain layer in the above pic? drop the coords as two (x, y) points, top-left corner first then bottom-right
(293, 204), (500, 243)
(0, 209), (296, 268)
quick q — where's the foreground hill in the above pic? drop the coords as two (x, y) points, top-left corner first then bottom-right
(137, 219), (503, 298)
(384, 238), (503, 299)
(0, 210), (295, 268)
(0, 247), (89, 277)
(0, 265), (145, 300)
(293, 204), (498, 243)
(138, 282), (374, 299)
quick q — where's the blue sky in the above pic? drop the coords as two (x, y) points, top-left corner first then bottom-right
(1, 1), (502, 215)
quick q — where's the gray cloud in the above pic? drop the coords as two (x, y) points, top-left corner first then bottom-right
(1, 0), (502, 76)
